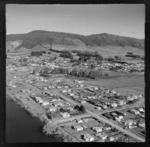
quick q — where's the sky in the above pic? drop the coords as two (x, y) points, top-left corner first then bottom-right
(6, 4), (145, 39)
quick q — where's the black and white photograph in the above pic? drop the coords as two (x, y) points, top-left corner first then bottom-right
(5, 4), (145, 142)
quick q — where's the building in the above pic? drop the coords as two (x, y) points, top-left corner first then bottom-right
(127, 96), (134, 101)
(49, 107), (57, 112)
(111, 103), (118, 108)
(125, 120), (137, 128)
(60, 112), (70, 118)
(118, 100), (126, 106)
(104, 126), (111, 131)
(77, 119), (83, 124)
(138, 122), (145, 128)
(115, 115), (124, 122)
(81, 101), (87, 104)
(138, 107), (145, 113)
(109, 136), (115, 141)
(83, 118), (89, 123)
(131, 109), (140, 115)
(73, 125), (83, 131)
(93, 126), (103, 133)
(83, 133), (94, 142)
(96, 132), (108, 140)
(62, 90), (67, 93)
(42, 101), (49, 106)
(35, 96), (43, 103)
(96, 106), (102, 110)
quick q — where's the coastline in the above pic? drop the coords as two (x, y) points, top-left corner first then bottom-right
(6, 94), (68, 142)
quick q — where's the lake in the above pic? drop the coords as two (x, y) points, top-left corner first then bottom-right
(6, 99), (63, 143)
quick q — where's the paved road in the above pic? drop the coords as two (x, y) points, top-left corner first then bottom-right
(7, 73), (145, 142)
(52, 113), (91, 125)
(86, 110), (145, 142)
(52, 90), (80, 105)
(52, 90), (145, 142)
(100, 99), (144, 115)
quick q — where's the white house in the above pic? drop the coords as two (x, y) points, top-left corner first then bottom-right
(83, 133), (94, 142)
(73, 125), (83, 131)
(93, 126), (103, 133)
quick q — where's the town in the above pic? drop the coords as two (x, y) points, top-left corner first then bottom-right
(6, 47), (145, 142)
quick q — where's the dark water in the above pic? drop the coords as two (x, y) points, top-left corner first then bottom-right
(6, 99), (63, 143)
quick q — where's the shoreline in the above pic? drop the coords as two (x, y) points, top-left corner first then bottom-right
(6, 94), (69, 142)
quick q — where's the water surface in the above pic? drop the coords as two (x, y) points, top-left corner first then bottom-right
(6, 99), (63, 142)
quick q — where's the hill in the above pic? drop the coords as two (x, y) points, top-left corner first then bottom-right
(6, 30), (144, 50)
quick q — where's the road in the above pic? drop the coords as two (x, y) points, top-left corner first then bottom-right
(52, 90), (145, 142)
(7, 73), (145, 142)
(86, 110), (145, 142)
(100, 99), (144, 115)
(51, 113), (91, 125)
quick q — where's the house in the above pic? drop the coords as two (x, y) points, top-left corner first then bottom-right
(118, 100), (126, 106)
(70, 93), (75, 96)
(94, 87), (98, 90)
(65, 86), (69, 89)
(127, 96), (134, 101)
(54, 102), (63, 106)
(80, 84), (84, 87)
(129, 125), (137, 129)
(96, 132), (108, 140)
(102, 105), (107, 109)
(111, 103), (118, 108)
(42, 101), (49, 106)
(49, 107), (57, 112)
(93, 126), (103, 133)
(60, 112), (70, 118)
(62, 90), (67, 93)
(83, 118), (89, 123)
(104, 126), (111, 131)
(138, 122), (145, 128)
(35, 96), (43, 103)
(109, 136), (115, 141)
(111, 90), (117, 94)
(124, 120), (136, 127)
(115, 115), (124, 122)
(73, 125), (83, 131)
(65, 102), (70, 106)
(138, 107), (145, 113)
(77, 119), (83, 124)
(83, 133), (94, 142)
(96, 106), (102, 110)
(131, 109), (140, 115)
(81, 101), (86, 104)
(66, 107), (74, 111)
(111, 112), (118, 117)
(132, 94), (138, 99)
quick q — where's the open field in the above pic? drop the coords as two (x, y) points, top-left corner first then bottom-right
(86, 75), (144, 89)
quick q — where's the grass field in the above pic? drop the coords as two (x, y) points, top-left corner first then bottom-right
(86, 75), (144, 95)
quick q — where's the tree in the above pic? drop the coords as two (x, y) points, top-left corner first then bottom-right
(114, 56), (121, 61)
(89, 64), (95, 69)
(71, 68), (78, 76)
(74, 105), (86, 113)
(88, 70), (96, 79)
(107, 57), (114, 62)
(49, 37), (54, 49)
(96, 54), (103, 64)
(51, 68), (60, 74)
(31, 51), (43, 56)
(40, 67), (50, 77)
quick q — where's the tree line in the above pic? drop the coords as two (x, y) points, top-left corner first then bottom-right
(39, 67), (108, 79)
(30, 51), (46, 56)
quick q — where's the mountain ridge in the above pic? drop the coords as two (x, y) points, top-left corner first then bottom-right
(6, 30), (144, 50)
